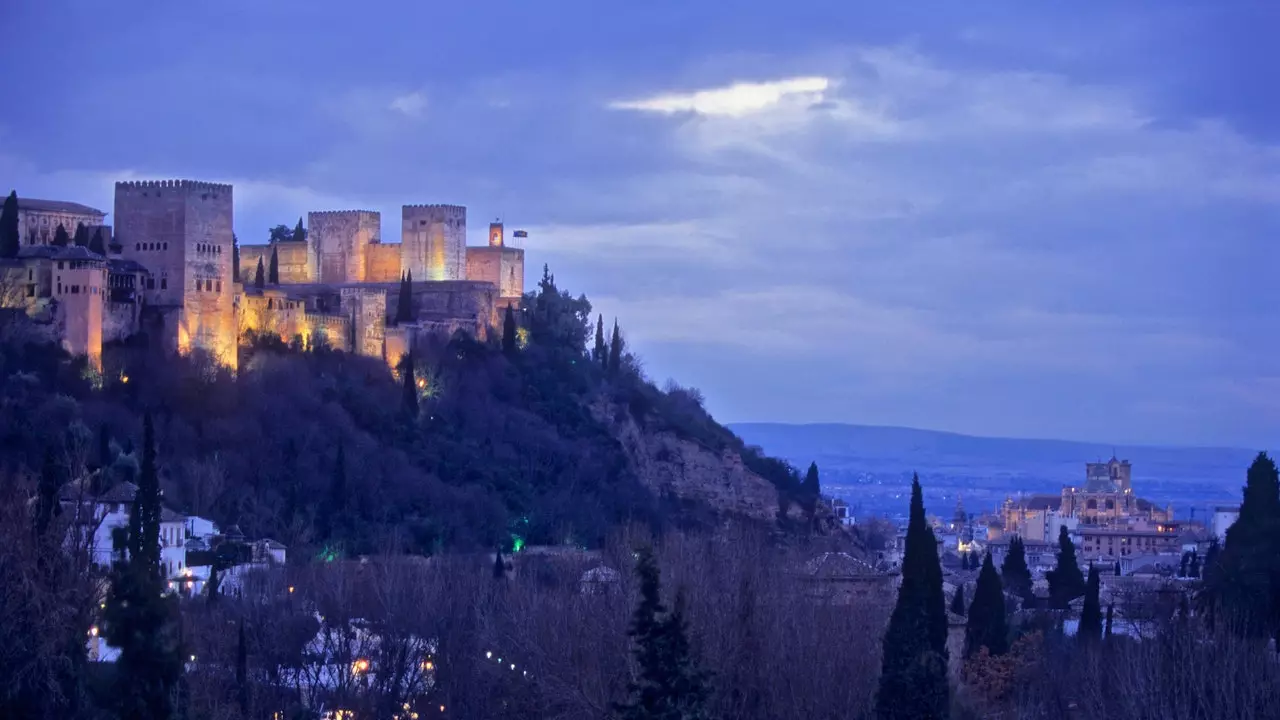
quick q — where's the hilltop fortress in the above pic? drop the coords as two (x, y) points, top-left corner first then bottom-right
(0, 179), (526, 370)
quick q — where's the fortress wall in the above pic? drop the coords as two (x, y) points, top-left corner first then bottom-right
(365, 243), (402, 282)
(466, 246), (525, 302)
(401, 205), (466, 282)
(465, 247), (502, 290)
(104, 302), (140, 343)
(114, 180), (236, 369)
(239, 245), (268, 281)
(181, 184), (237, 368)
(309, 210), (381, 284)
(340, 287), (386, 358)
(240, 242), (310, 284)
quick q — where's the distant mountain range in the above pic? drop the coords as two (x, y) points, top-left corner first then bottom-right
(729, 423), (1257, 521)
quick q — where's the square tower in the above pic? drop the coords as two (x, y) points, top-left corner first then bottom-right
(401, 204), (466, 281)
(114, 180), (237, 369)
(308, 210), (381, 284)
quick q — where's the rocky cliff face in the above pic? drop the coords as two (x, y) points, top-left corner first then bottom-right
(592, 399), (786, 522)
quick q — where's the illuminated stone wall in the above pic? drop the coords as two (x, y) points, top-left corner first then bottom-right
(114, 180), (237, 370)
(465, 246), (524, 301)
(364, 243), (402, 282)
(16, 201), (106, 247)
(401, 205), (466, 282)
(55, 260), (105, 369)
(239, 241), (310, 284)
(340, 287), (386, 358)
(309, 210), (380, 284)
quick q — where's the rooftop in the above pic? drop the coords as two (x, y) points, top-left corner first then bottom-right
(16, 198), (107, 217)
(17, 245), (108, 262)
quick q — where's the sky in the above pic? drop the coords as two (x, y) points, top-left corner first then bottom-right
(2, 1), (1278, 448)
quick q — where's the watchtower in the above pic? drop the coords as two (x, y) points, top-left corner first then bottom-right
(114, 180), (236, 369)
(401, 204), (466, 281)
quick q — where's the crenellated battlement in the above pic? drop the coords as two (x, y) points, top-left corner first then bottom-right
(309, 210), (379, 217)
(403, 204), (466, 214)
(116, 179), (233, 193)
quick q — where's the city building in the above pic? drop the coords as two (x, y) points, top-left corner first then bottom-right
(13, 197), (106, 247)
(995, 457), (1173, 545)
(1211, 506), (1240, 542)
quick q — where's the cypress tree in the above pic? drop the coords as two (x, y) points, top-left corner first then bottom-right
(1001, 535), (1033, 605)
(1115, 560), (1122, 577)
(1188, 552), (1200, 579)
(268, 245), (279, 284)
(0, 190), (18, 257)
(236, 619), (249, 717)
(876, 474), (949, 720)
(493, 548), (506, 579)
(253, 258), (265, 290)
(613, 546), (711, 720)
(52, 224), (70, 247)
(129, 412), (161, 567)
(1105, 604), (1114, 638)
(73, 222), (89, 247)
(292, 216), (305, 244)
(594, 314), (606, 367)
(951, 584), (966, 617)
(965, 552), (1009, 659)
(232, 234), (240, 281)
(1206, 453), (1280, 638)
(401, 353), (418, 418)
(98, 422), (113, 471)
(35, 445), (61, 536)
(103, 411), (184, 719)
(205, 563), (220, 607)
(1079, 564), (1103, 644)
(801, 462), (820, 518)
(608, 319), (623, 376)
(395, 270), (415, 323)
(1047, 525), (1086, 609)
(89, 227), (106, 255)
(320, 442), (346, 543)
(502, 305), (517, 356)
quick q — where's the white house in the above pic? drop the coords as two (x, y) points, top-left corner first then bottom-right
(161, 507), (187, 579)
(1212, 506), (1239, 543)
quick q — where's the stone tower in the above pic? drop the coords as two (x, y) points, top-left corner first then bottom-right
(401, 204), (466, 281)
(488, 220), (504, 247)
(308, 210), (381, 284)
(114, 180), (237, 369)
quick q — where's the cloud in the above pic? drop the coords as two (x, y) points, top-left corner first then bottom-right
(609, 76), (831, 117)
(388, 91), (428, 118)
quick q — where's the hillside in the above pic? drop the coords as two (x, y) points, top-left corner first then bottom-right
(0, 269), (806, 559)
(732, 422), (1257, 518)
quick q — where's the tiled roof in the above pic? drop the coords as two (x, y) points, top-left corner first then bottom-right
(804, 552), (883, 578)
(16, 245), (106, 261)
(97, 481), (139, 504)
(17, 198), (106, 216)
(108, 258), (149, 273)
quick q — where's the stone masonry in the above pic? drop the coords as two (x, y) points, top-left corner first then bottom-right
(401, 204), (466, 282)
(114, 180), (237, 370)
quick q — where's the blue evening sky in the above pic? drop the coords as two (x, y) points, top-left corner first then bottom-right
(3, 1), (1277, 448)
